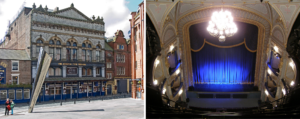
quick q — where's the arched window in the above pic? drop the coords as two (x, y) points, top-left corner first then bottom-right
(82, 43), (86, 47)
(56, 41), (61, 45)
(73, 42), (77, 47)
(67, 41), (71, 46)
(96, 45), (100, 49)
(82, 68), (86, 76)
(49, 40), (54, 44)
(87, 68), (92, 76)
(48, 68), (54, 76)
(88, 44), (91, 48)
(37, 39), (43, 43)
(55, 68), (61, 76)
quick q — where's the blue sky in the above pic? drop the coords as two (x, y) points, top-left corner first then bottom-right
(126, 0), (143, 12)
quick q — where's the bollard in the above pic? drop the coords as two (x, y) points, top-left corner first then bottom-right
(102, 97), (103, 101)
(60, 101), (62, 106)
(89, 97), (90, 103)
(74, 99), (76, 104)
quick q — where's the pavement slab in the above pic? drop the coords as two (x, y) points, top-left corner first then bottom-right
(0, 98), (144, 119)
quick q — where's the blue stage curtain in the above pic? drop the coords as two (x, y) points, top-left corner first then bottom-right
(190, 22), (258, 84)
(192, 44), (256, 84)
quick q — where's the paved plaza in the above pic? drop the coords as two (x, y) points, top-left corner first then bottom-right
(0, 98), (144, 119)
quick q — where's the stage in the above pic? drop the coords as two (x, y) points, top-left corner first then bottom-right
(192, 84), (256, 92)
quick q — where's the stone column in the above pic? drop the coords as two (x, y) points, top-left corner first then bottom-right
(102, 67), (105, 78)
(93, 66), (96, 77)
(79, 66), (82, 77)
(63, 66), (67, 78)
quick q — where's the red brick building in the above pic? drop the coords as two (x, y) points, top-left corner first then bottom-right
(0, 49), (32, 103)
(106, 30), (131, 95)
(129, 1), (144, 100)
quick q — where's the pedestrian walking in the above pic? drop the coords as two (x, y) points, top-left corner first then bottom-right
(4, 98), (11, 116)
(10, 99), (15, 115)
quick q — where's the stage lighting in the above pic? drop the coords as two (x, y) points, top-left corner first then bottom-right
(154, 80), (158, 85)
(289, 61), (294, 68)
(179, 89), (183, 95)
(265, 90), (269, 96)
(282, 88), (286, 95)
(155, 60), (160, 67)
(274, 46), (279, 52)
(163, 88), (166, 94)
(268, 68), (272, 75)
(291, 81), (294, 86)
(176, 69), (180, 75)
(170, 45), (174, 52)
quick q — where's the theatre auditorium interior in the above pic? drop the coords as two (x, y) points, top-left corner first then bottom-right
(146, 0), (300, 118)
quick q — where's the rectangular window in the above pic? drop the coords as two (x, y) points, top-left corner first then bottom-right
(82, 50), (86, 61)
(135, 61), (137, 69)
(55, 68), (62, 76)
(56, 88), (61, 95)
(96, 51), (99, 62)
(49, 87), (54, 95)
(12, 76), (18, 84)
(56, 48), (61, 60)
(0, 90), (7, 100)
(36, 46), (41, 58)
(107, 73), (112, 79)
(87, 50), (92, 62)
(123, 55), (125, 62)
(72, 49), (77, 61)
(24, 89), (30, 99)
(117, 67), (125, 75)
(16, 89), (22, 100)
(66, 48), (71, 61)
(49, 47), (54, 59)
(12, 61), (19, 71)
(107, 62), (112, 68)
(8, 89), (15, 100)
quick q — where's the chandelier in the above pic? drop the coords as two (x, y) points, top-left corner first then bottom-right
(207, 9), (237, 42)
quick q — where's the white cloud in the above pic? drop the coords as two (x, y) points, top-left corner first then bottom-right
(0, 0), (132, 42)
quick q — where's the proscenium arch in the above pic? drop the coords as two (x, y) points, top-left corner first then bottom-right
(177, 8), (271, 91)
(175, 5), (272, 32)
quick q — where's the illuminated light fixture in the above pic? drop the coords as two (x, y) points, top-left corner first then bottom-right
(268, 68), (272, 75)
(163, 88), (166, 94)
(179, 89), (183, 95)
(154, 80), (158, 85)
(265, 90), (269, 96)
(170, 45), (174, 52)
(289, 61), (294, 68)
(274, 46), (279, 52)
(282, 88), (286, 95)
(176, 69), (180, 75)
(155, 60), (160, 67)
(207, 9), (237, 42)
(291, 81), (294, 86)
